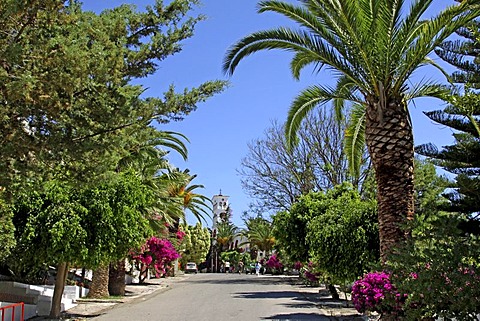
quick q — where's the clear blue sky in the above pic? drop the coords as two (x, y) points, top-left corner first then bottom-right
(83, 0), (457, 228)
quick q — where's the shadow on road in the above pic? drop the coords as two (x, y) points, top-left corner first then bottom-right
(234, 290), (308, 300)
(186, 275), (298, 286)
(262, 312), (329, 320)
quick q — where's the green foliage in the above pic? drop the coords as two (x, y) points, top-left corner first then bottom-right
(306, 184), (379, 284)
(10, 181), (89, 278)
(179, 223), (210, 266)
(215, 222), (238, 252)
(0, 196), (15, 261)
(386, 213), (480, 320)
(413, 158), (449, 217)
(242, 217), (275, 254)
(272, 210), (310, 264)
(0, 0), (227, 188)
(220, 250), (240, 266)
(9, 173), (152, 280)
(79, 173), (153, 267)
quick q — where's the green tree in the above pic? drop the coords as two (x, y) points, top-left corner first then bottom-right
(215, 222), (238, 252)
(179, 223), (211, 267)
(417, 13), (480, 234)
(10, 172), (152, 316)
(242, 218), (276, 256)
(223, 0), (480, 261)
(306, 185), (378, 284)
(0, 1), (226, 190)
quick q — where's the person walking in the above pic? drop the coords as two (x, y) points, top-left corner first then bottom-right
(238, 261), (244, 274)
(255, 262), (261, 276)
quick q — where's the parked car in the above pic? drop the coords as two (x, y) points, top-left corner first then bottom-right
(185, 262), (198, 274)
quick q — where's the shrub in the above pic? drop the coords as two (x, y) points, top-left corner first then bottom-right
(352, 271), (405, 317)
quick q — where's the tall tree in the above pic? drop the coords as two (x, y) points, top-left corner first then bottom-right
(215, 222), (238, 252)
(0, 0), (226, 191)
(179, 223), (211, 267)
(417, 9), (480, 233)
(223, 0), (480, 261)
(1, 0), (226, 316)
(239, 109), (369, 213)
(241, 218), (276, 255)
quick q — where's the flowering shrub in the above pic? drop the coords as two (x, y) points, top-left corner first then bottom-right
(266, 254), (283, 273)
(131, 236), (180, 280)
(384, 216), (480, 321)
(300, 261), (322, 286)
(352, 271), (405, 315)
(176, 230), (186, 241)
(390, 262), (480, 321)
(293, 261), (303, 270)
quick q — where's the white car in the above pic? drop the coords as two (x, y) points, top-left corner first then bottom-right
(185, 262), (198, 274)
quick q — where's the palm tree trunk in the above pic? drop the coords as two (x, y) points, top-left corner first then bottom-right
(365, 99), (414, 262)
(87, 265), (110, 298)
(108, 259), (126, 296)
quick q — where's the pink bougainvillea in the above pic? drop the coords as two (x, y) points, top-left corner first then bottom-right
(131, 236), (180, 278)
(352, 271), (405, 315)
(176, 230), (186, 240)
(266, 254), (283, 270)
(293, 261), (303, 270)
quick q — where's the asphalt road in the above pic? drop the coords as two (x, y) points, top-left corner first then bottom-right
(90, 273), (360, 321)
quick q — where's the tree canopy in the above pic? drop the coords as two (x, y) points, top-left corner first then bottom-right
(223, 0), (480, 261)
(0, 0), (226, 190)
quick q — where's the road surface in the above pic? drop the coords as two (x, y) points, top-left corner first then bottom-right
(91, 273), (362, 321)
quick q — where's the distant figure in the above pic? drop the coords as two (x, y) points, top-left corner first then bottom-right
(225, 261), (230, 273)
(238, 261), (244, 274)
(255, 262), (261, 276)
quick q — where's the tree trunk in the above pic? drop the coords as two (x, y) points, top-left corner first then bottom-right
(327, 283), (339, 300)
(49, 262), (69, 318)
(365, 98), (414, 262)
(109, 259), (126, 296)
(87, 265), (110, 298)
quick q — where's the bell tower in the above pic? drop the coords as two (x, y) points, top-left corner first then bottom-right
(212, 190), (229, 233)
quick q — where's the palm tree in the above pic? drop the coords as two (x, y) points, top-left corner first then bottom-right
(242, 218), (276, 255)
(166, 168), (212, 225)
(92, 130), (189, 297)
(223, 0), (480, 261)
(216, 222), (238, 252)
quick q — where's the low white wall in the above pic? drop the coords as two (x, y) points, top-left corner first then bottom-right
(0, 281), (89, 317)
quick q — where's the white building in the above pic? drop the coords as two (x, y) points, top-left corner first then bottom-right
(210, 192), (250, 272)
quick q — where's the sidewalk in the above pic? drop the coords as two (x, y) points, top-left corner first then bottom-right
(286, 277), (367, 321)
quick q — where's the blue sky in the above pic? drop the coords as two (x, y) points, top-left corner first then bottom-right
(83, 0), (457, 228)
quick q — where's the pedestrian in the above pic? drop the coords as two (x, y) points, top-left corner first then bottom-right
(238, 261), (244, 274)
(225, 261), (230, 273)
(255, 262), (261, 276)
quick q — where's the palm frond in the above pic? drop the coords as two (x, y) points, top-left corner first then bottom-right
(345, 104), (367, 179)
(405, 82), (451, 101)
(396, 1), (480, 91)
(285, 84), (363, 149)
